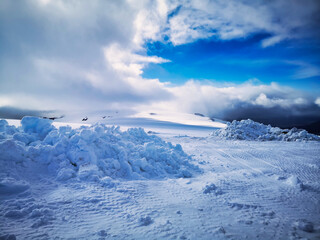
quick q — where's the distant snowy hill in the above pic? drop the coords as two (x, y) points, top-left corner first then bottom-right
(7, 111), (227, 137)
(131, 111), (226, 128)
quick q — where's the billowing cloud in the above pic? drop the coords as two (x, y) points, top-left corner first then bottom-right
(0, 0), (173, 112)
(0, 0), (319, 125)
(0, 106), (53, 120)
(130, 0), (320, 46)
(140, 81), (320, 127)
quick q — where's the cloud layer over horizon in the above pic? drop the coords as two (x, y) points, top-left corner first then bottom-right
(1, 0), (320, 126)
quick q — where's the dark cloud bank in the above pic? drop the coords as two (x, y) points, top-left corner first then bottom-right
(0, 106), (53, 120)
(220, 104), (320, 134)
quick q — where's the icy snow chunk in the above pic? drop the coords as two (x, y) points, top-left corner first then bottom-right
(228, 202), (258, 210)
(12, 133), (30, 144)
(286, 175), (302, 185)
(80, 128), (95, 141)
(203, 183), (223, 195)
(0, 119), (9, 132)
(4, 209), (29, 218)
(97, 230), (108, 237)
(212, 119), (320, 141)
(295, 219), (314, 233)
(78, 164), (100, 182)
(100, 176), (116, 188)
(30, 208), (53, 218)
(31, 215), (53, 228)
(0, 178), (29, 195)
(56, 168), (76, 181)
(21, 116), (55, 139)
(286, 175), (304, 190)
(213, 226), (226, 234)
(180, 170), (192, 178)
(139, 216), (153, 226)
(0, 139), (25, 162)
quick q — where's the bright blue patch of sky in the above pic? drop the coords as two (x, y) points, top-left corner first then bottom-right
(143, 34), (320, 91)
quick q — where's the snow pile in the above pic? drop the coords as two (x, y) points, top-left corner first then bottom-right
(294, 219), (314, 233)
(0, 117), (199, 182)
(0, 178), (30, 195)
(203, 183), (224, 195)
(212, 119), (320, 141)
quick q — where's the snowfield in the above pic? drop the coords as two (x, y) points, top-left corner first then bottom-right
(0, 116), (319, 240)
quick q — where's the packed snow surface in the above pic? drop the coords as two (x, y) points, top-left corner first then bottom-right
(1, 116), (320, 240)
(212, 119), (320, 141)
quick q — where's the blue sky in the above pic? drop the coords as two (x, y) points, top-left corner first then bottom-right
(143, 35), (320, 90)
(0, 0), (320, 126)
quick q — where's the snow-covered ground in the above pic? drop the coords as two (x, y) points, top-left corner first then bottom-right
(1, 115), (319, 240)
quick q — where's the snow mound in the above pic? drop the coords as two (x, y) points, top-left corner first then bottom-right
(0, 117), (199, 182)
(294, 219), (314, 233)
(212, 119), (320, 141)
(203, 183), (224, 195)
(139, 216), (153, 226)
(0, 178), (29, 195)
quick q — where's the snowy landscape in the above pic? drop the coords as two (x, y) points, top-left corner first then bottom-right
(1, 113), (319, 239)
(1, 0), (320, 239)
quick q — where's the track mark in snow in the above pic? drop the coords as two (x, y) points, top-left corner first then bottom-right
(239, 151), (284, 172)
(216, 149), (265, 175)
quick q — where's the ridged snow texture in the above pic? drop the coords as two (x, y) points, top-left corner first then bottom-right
(212, 119), (320, 141)
(0, 117), (198, 181)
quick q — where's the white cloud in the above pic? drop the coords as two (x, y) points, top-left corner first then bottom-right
(0, 0), (319, 119)
(104, 43), (169, 77)
(0, 96), (14, 107)
(261, 35), (287, 48)
(254, 93), (279, 108)
(252, 93), (307, 108)
(138, 80), (318, 122)
(0, 0), (172, 112)
(128, 0), (319, 47)
(103, 43), (171, 97)
(291, 62), (320, 79)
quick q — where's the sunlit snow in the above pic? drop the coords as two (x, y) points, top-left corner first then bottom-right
(1, 115), (319, 239)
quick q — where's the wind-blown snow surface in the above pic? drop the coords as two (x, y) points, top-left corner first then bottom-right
(212, 119), (320, 141)
(1, 117), (320, 239)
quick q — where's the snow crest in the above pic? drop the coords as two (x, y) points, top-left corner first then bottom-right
(0, 117), (199, 181)
(212, 119), (320, 141)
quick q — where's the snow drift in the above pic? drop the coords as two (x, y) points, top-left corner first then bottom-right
(212, 119), (320, 141)
(0, 117), (199, 183)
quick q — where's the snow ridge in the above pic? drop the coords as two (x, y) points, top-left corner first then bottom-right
(212, 119), (320, 141)
(0, 117), (199, 182)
